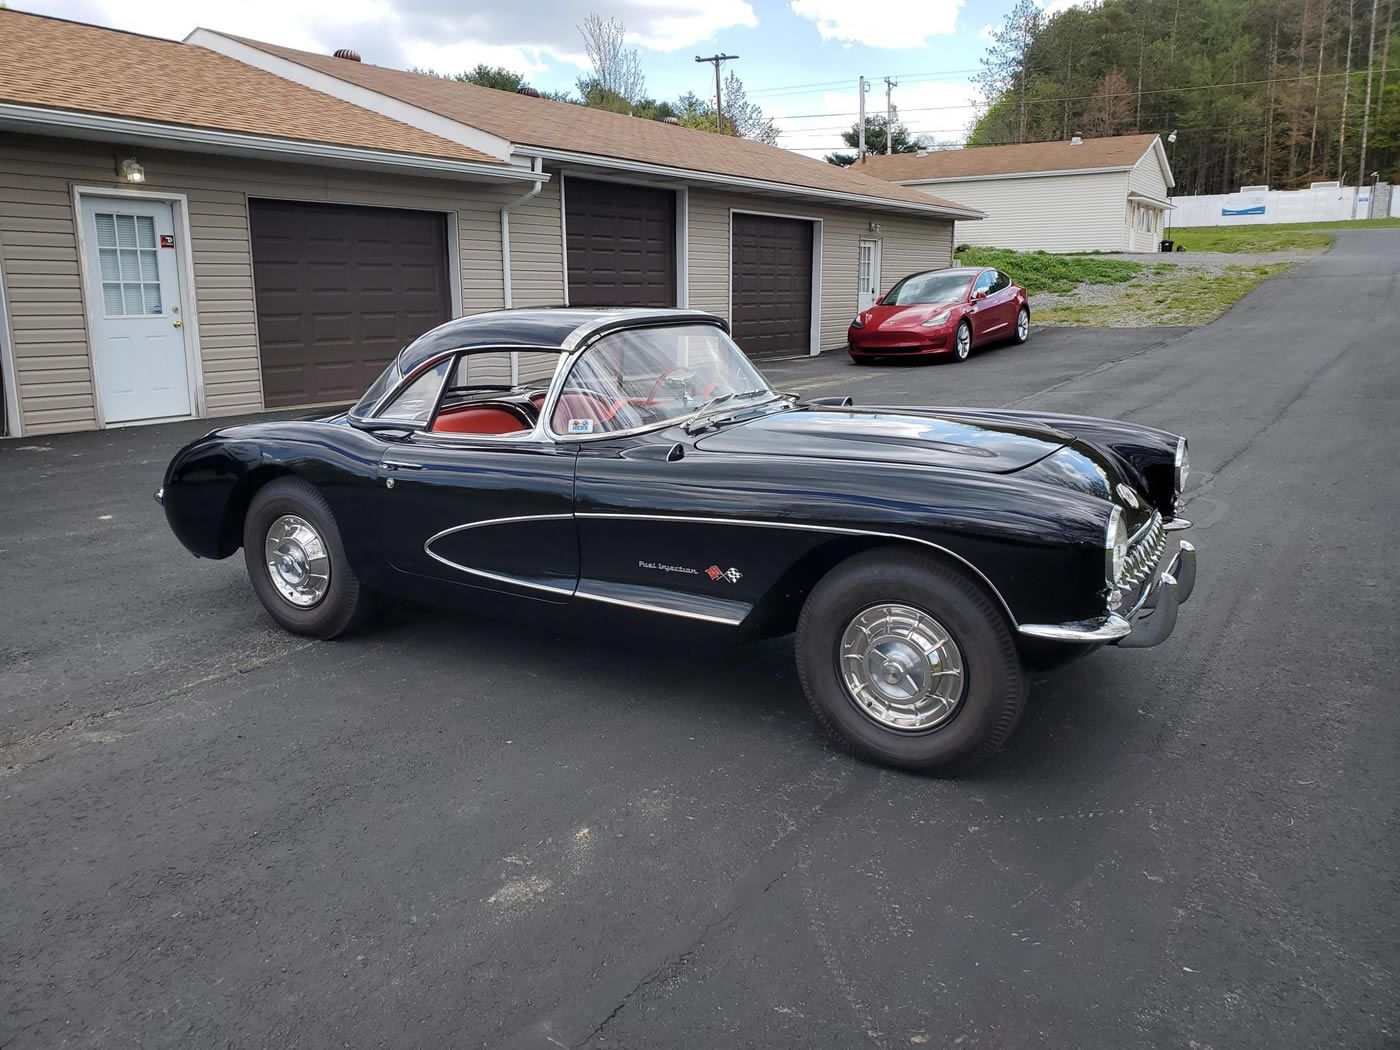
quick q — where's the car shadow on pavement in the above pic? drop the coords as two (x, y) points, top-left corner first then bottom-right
(361, 594), (1125, 782)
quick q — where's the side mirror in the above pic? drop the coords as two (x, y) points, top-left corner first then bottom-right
(972, 289), (988, 301)
(876, 295), (885, 305)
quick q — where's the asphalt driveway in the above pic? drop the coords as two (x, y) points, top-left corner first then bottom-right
(2, 231), (1397, 1049)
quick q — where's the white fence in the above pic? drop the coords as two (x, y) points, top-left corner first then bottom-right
(1168, 184), (1397, 227)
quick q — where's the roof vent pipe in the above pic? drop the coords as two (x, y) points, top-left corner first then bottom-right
(1070, 132), (1083, 145)
(662, 116), (680, 125)
(517, 86), (540, 97)
(333, 48), (361, 61)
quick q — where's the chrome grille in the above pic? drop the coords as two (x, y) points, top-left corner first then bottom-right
(1118, 512), (1166, 595)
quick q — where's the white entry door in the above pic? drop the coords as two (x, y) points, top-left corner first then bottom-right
(80, 197), (191, 423)
(857, 239), (882, 312)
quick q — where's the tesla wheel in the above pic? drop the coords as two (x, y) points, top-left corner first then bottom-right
(242, 477), (368, 639)
(795, 547), (1027, 775)
(953, 319), (973, 362)
(1014, 307), (1030, 344)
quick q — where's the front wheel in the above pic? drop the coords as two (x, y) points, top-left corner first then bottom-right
(242, 477), (368, 639)
(795, 548), (1027, 774)
(1014, 306), (1030, 344)
(953, 319), (973, 362)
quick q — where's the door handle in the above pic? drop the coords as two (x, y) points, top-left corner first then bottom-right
(382, 460), (424, 471)
(172, 320), (182, 328)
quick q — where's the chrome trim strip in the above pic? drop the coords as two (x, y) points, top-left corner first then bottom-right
(423, 514), (578, 597)
(419, 511), (1020, 628)
(573, 589), (744, 625)
(575, 511), (1019, 626)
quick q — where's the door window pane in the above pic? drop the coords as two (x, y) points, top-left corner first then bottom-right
(94, 211), (168, 317)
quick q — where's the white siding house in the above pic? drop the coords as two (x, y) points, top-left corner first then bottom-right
(858, 134), (1174, 254)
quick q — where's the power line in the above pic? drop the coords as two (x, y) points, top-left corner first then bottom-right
(767, 68), (1359, 122)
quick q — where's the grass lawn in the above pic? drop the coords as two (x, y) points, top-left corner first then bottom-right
(1167, 217), (1400, 254)
(956, 247), (1150, 294)
(1035, 263), (1293, 327)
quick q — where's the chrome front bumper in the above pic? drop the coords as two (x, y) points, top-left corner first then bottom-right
(1019, 540), (1197, 648)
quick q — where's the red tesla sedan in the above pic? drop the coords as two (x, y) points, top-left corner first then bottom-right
(848, 266), (1030, 364)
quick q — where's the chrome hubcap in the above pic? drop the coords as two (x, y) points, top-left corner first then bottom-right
(838, 603), (965, 731)
(264, 514), (330, 608)
(1018, 311), (1029, 339)
(956, 326), (970, 358)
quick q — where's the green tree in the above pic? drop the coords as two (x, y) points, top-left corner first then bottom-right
(824, 116), (922, 165)
(411, 64), (527, 92)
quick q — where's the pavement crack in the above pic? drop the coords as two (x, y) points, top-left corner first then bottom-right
(573, 868), (792, 1047)
(0, 642), (313, 753)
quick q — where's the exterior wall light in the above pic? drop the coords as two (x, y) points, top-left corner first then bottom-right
(118, 157), (145, 183)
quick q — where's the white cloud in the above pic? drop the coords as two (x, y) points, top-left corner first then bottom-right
(624, 0), (758, 51)
(1038, 0), (1097, 19)
(789, 0), (964, 49)
(27, 0), (755, 75)
(978, 23), (996, 39)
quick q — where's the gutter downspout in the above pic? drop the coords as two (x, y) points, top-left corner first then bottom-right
(501, 156), (544, 310)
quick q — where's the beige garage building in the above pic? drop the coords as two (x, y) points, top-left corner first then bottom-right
(0, 10), (980, 437)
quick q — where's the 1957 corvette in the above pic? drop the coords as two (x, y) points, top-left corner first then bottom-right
(158, 308), (1197, 774)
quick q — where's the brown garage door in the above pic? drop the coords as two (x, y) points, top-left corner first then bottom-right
(730, 214), (813, 359)
(565, 178), (675, 307)
(250, 199), (451, 408)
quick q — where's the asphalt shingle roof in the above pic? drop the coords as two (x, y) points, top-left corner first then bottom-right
(0, 10), (501, 164)
(220, 34), (978, 215)
(855, 134), (1163, 182)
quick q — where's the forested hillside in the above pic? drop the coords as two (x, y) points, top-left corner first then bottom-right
(972, 0), (1397, 194)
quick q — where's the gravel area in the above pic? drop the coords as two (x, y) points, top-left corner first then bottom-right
(1028, 250), (1304, 320)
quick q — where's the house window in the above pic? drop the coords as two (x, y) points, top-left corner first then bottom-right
(1134, 205), (1156, 233)
(95, 212), (162, 316)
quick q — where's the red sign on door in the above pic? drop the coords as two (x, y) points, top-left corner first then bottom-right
(160, 234), (175, 248)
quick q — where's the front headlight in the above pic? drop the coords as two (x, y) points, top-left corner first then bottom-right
(1105, 505), (1129, 582)
(851, 315), (865, 328)
(1174, 437), (1190, 494)
(920, 309), (953, 328)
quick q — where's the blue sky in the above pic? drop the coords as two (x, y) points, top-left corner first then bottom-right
(19, 0), (1056, 155)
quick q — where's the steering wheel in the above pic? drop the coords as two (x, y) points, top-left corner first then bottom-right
(647, 366), (697, 404)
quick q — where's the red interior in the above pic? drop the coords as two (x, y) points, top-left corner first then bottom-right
(432, 404), (532, 435)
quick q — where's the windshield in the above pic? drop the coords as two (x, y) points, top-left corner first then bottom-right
(883, 271), (975, 306)
(550, 323), (772, 436)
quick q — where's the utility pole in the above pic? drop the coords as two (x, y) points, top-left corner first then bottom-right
(884, 76), (898, 154)
(1337, 0), (1355, 188)
(857, 76), (868, 159)
(695, 54), (739, 134)
(1352, 0), (1381, 218)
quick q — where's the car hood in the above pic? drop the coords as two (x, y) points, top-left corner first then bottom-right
(857, 301), (962, 329)
(694, 405), (1070, 473)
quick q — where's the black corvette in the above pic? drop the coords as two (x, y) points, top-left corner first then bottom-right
(158, 308), (1197, 774)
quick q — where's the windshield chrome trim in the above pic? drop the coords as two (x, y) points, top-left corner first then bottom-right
(541, 321), (776, 443)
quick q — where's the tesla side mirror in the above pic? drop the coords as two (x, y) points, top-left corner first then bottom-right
(876, 295), (885, 305)
(972, 290), (988, 301)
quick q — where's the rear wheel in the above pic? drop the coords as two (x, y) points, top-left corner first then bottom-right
(1014, 307), (1030, 344)
(795, 548), (1026, 774)
(242, 478), (368, 639)
(953, 320), (973, 362)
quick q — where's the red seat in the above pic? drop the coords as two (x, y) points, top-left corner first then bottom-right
(432, 405), (531, 434)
